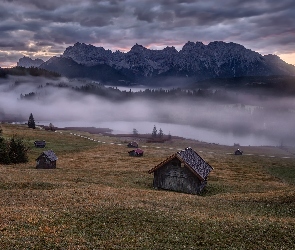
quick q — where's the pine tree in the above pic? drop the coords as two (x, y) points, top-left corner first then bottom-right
(0, 131), (29, 164)
(168, 131), (172, 140)
(158, 128), (163, 138)
(152, 125), (157, 137)
(28, 113), (36, 129)
(49, 123), (55, 131)
(133, 128), (138, 135)
(8, 135), (28, 164)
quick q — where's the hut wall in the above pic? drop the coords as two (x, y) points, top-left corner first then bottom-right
(36, 156), (56, 169)
(153, 161), (204, 195)
(34, 141), (46, 148)
(128, 150), (136, 156)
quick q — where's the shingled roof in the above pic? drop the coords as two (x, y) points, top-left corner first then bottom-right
(148, 147), (213, 181)
(37, 150), (58, 161)
(177, 147), (213, 180)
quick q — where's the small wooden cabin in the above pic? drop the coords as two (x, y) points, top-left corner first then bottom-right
(128, 148), (144, 157)
(34, 140), (46, 148)
(148, 147), (213, 195)
(36, 150), (58, 169)
(235, 149), (243, 155)
(127, 141), (139, 148)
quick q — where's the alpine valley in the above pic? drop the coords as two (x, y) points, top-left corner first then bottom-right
(16, 41), (295, 86)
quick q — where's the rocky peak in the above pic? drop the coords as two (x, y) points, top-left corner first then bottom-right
(129, 43), (148, 53)
(64, 42), (108, 54)
(181, 41), (198, 52)
(163, 46), (178, 53)
(63, 42), (112, 66)
(17, 56), (44, 68)
(263, 54), (281, 61)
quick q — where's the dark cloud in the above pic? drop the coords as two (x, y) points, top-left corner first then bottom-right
(4, 0), (81, 11)
(0, 51), (26, 67)
(0, 0), (294, 66)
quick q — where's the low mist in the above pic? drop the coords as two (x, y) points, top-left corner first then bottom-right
(1, 75), (294, 146)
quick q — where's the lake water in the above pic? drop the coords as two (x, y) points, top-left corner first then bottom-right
(36, 120), (281, 147)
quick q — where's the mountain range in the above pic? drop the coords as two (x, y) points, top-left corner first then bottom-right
(16, 41), (295, 85)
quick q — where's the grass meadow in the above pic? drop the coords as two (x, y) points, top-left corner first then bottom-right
(0, 123), (294, 249)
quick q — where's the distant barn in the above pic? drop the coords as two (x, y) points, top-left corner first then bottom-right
(34, 140), (46, 148)
(127, 141), (139, 148)
(128, 148), (144, 157)
(148, 147), (213, 195)
(36, 150), (58, 169)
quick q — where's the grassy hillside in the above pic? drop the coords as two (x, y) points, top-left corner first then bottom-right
(0, 123), (294, 249)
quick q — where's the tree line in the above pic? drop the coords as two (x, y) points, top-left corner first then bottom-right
(1, 66), (60, 78)
(19, 82), (237, 103)
(152, 125), (164, 137)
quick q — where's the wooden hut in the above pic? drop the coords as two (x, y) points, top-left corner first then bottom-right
(34, 140), (46, 148)
(128, 148), (144, 157)
(148, 147), (213, 195)
(36, 150), (58, 169)
(234, 149), (243, 155)
(127, 141), (138, 148)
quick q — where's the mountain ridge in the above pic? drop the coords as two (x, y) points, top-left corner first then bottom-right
(17, 41), (295, 84)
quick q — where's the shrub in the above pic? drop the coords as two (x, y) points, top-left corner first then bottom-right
(0, 132), (29, 164)
(0, 136), (10, 164)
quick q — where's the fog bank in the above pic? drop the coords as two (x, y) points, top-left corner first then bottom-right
(1, 76), (294, 146)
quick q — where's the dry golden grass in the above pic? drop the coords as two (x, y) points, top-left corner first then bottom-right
(0, 123), (295, 249)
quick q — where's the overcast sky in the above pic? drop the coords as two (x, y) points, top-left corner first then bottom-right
(0, 0), (295, 67)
